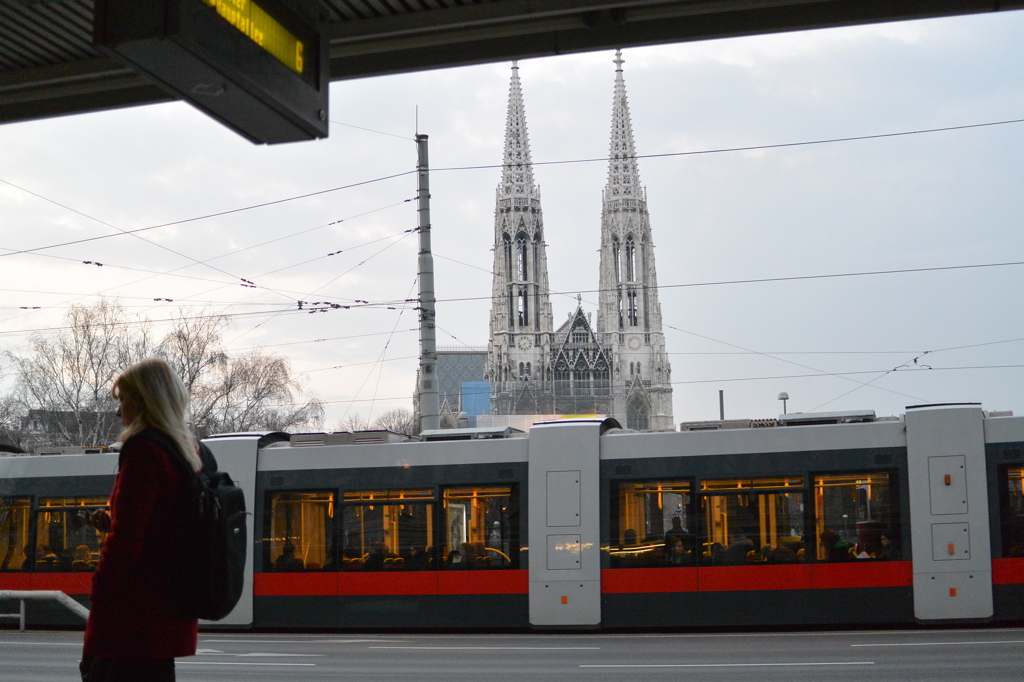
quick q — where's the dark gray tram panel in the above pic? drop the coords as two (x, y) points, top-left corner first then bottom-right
(94, 0), (328, 144)
(906, 405), (992, 620)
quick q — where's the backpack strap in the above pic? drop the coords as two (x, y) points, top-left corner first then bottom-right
(124, 428), (202, 482)
(198, 441), (219, 475)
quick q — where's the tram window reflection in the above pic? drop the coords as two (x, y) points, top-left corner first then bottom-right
(34, 497), (109, 572)
(700, 477), (805, 566)
(341, 489), (435, 571)
(264, 491), (335, 572)
(610, 480), (695, 568)
(442, 486), (518, 569)
(1001, 466), (1024, 558)
(814, 472), (900, 561)
(0, 497), (31, 571)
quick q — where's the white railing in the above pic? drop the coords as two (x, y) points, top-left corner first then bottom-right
(0, 591), (89, 631)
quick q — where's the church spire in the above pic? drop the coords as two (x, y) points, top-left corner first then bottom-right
(596, 49), (673, 431)
(501, 61), (536, 197)
(486, 62), (554, 398)
(606, 50), (641, 201)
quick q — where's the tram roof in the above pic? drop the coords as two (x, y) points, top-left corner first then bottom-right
(2, 0), (1023, 129)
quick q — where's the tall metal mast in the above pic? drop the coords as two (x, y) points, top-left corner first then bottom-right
(416, 133), (440, 431)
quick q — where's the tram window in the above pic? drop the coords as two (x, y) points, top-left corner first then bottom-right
(814, 472), (900, 561)
(610, 480), (695, 568)
(341, 488), (435, 571)
(700, 478), (805, 566)
(34, 497), (109, 572)
(442, 486), (519, 570)
(264, 491), (335, 572)
(1000, 466), (1024, 558)
(0, 497), (31, 571)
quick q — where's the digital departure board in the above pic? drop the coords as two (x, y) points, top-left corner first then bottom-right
(200, 0), (305, 76)
(95, 0), (328, 144)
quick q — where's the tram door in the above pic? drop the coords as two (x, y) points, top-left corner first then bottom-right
(527, 420), (603, 626)
(200, 434), (261, 627)
(906, 405), (993, 620)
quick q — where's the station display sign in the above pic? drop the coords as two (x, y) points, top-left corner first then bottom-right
(94, 0), (328, 144)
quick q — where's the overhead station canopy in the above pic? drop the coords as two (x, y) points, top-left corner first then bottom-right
(2, 0), (1022, 144)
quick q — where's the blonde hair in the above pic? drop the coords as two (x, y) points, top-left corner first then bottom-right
(112, 357), (201, 472)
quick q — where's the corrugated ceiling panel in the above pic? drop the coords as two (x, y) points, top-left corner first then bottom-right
(0, 0), (97, 70)
(317, 0), (498, 23)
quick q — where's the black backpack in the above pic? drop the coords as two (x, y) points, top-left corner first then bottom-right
(130, 428), (247, 621)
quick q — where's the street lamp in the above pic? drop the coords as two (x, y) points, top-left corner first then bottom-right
(778, 391), (789, 415)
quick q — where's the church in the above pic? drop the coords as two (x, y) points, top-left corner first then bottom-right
(483, 52), (674, 431)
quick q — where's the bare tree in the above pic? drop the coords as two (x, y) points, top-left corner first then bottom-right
(372, 407), (418, 436)
(7, 299), (151, 449)
(3, 299), (325, 448)
(336, 413), (371, 432)
(194, 349), (323, 436)
(156, 308), (228, 394)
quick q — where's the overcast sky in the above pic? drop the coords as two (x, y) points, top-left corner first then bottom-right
(2, 10), (1024, 428)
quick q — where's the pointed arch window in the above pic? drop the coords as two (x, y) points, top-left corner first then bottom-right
(612, 236), (621, 282)
(507, 290), (514, 331)
(617, 290), (624, 330)
(627, 395), (649, 431)
(643, 287), (649, 330)
(518, 362), (525, 378)
(625, 236), (636, 281)
(517, 286), (529, 327)
(627, 290), (638, 327)
(502, 233), (513, 281)
(515, 231), (528, 281)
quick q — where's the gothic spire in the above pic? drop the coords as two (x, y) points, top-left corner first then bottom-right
(501, 61), (536, 197)
(606, 50), (641, 200)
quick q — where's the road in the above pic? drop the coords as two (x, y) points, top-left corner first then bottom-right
(2, 627), (1023, 681)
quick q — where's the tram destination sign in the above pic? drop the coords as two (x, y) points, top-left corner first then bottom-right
(94, 0), (328, 144)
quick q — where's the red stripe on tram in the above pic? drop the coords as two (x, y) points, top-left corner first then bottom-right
(992, 558), (1024, 585)
(601, 568), (698, 593)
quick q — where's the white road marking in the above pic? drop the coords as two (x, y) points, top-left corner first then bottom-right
(195, 652), (324, 657)
(178, 661), (316, 667)
(370, 646), (600, 650)
(852, 640), (1024, 647)
(581, 662), (875, 668)
(0, 642), (81, 646)
(200, 634), (403, 638)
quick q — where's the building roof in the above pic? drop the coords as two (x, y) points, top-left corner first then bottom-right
(3, 1), (1021, 129)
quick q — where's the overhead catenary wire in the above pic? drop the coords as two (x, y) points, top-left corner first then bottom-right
(5, 114), (1022, 260)
(427, 258), (1024, 305)
(0, 171), (416, 258)
(429, 116), (1024, 174)
(221, 229), (419, 347)
(356, 277), (419, 425)
(0, 200), (418, 332)
(671, 363), (1024, 386)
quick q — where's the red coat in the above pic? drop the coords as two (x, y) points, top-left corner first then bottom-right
(84, 430), (199, 660)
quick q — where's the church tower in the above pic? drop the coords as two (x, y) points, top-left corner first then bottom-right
(485, 62), (555, 414)
(596, 51), (674, 430)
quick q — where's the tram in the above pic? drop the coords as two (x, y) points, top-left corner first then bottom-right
(2, 403), (1023, 630)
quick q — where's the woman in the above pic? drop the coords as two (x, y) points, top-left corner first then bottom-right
(80, 358), (201, 682)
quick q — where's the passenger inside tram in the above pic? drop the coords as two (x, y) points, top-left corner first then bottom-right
(274, 545), (305, 571)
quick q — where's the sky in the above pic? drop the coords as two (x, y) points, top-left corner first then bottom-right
(1, 10), (1024, 428)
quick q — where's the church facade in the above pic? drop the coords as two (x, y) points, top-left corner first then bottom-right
(484, 53), (674, 431)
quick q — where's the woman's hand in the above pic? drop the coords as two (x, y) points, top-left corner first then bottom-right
(84, 509), (112, 533)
